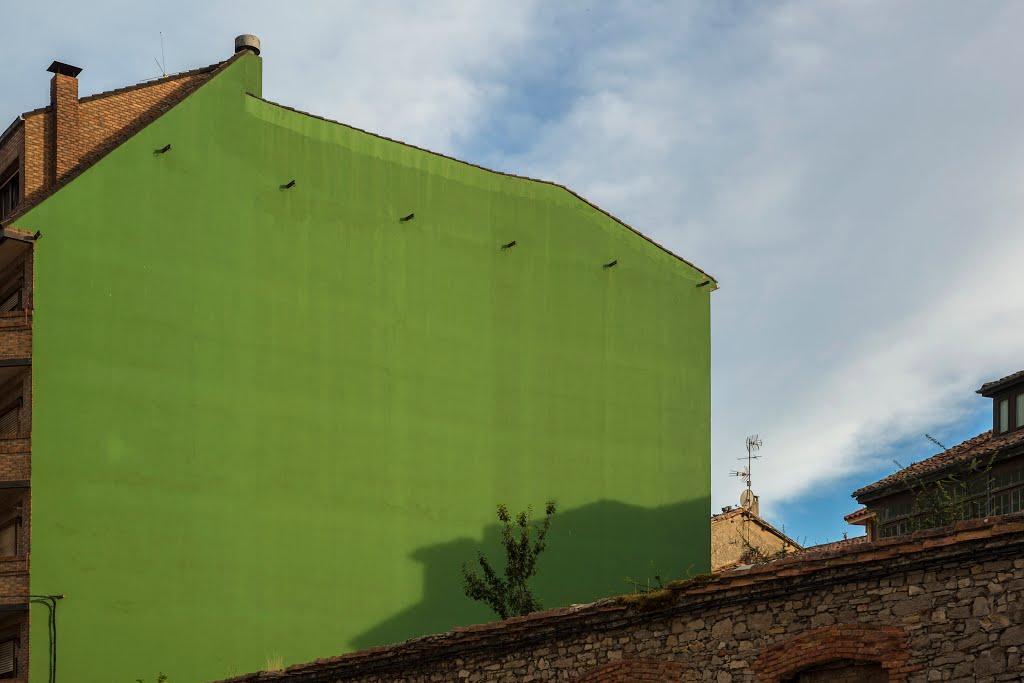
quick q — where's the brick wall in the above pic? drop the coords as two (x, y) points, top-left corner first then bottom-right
(0, 126), (22, 181)
(77, 71), (210, 169)
(0, 439), (30, 482)
(0, 323), (31, 361)
(9, 66), (217, 206)
(216, 515), (1024, 683)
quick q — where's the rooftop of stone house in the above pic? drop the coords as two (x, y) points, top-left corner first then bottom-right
(213, 512), (1024, 682)
(852, 427), (1024, 500)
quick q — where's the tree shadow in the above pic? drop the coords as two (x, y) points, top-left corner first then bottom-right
(352, 497), (710, 650)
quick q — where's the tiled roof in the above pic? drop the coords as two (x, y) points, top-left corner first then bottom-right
(710, 506), (802, 550)
(852, 428), (1024, 500)
(799, 535), (868, 554)
(843, 507), (873, 523)
(211, 513), (1024, 682)
(77, 61), (224, 105)
(977, 369), (1024, 396)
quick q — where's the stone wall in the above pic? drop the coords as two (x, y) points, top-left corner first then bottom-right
(217, 514), (1024, 683)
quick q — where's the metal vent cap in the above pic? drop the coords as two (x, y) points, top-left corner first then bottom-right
(234, 34), (261, 56)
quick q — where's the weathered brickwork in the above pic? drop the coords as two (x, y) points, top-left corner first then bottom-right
(0, 558), (28, 605)
(18, 113), (44, 203)
(77, 70), (211, 168)
(217, 516), (1024, 683)
(50, 73), (80, 184)
(0, 125), (22, 181)
(0, 438), (30, 483)
(0, 324), (30, 361)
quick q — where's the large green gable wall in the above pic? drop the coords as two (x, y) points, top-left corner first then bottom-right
(19, 54), (712, 682)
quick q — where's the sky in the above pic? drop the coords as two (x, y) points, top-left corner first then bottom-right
(3, 1), (1023, 545)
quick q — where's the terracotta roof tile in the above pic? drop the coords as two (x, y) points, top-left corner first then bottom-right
(843, 507), (872, 523)
(977, 369), (1024, 396)
(852, 428), (1024, 500)
(799, 535), (868, 554)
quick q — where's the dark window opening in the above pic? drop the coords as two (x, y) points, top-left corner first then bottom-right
(0, 637), (17, 678)
(0, 171), (17, 220)
(0, 400), (21, 436)
(0, 281), (22, 314)
(0, 519), (17, 558)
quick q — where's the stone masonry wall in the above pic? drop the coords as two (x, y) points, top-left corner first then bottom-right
(219, 515), (1024, 683)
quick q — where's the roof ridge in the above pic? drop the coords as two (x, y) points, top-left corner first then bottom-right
(247, 93), (718, 286)
(852, 428), (1024, 499)
(78, 60), (225, 104)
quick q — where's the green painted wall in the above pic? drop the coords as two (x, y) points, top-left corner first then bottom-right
(19, 54), (712, 682)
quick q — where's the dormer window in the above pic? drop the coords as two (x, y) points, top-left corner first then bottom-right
(978, 371), (1024, 435)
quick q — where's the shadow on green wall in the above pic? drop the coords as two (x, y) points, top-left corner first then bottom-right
(352, 497), (710, 651)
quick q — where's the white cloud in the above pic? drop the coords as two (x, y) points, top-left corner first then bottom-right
(480, 1), (1024, 513)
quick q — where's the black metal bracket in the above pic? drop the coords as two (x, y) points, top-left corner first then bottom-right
(153, 144), (171, 155)
(501, 240), (517, 251)
(603, 260), (618, 269)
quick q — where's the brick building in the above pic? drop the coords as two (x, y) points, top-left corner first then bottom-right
(0, 37), (717, 680)
(847, 371), (1024, 541)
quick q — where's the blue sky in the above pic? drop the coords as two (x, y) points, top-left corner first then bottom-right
(3, 1), (1023, 546)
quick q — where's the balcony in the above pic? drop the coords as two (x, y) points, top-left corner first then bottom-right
(0, 486), (28, 681)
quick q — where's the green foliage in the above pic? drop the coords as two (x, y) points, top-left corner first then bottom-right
(136, 675), (167, 683)
(462, 502), (556, 620)
(896, 437), (1000, 533)
(618, 571), (716, 612)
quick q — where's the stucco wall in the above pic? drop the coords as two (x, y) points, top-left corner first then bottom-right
(15, 53), (714, 682)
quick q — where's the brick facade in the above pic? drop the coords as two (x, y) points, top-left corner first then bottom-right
(216, 515), (1024, 682)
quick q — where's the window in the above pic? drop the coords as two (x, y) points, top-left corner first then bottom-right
(0, 520), (16, 557)
(879, 519), (911, 538)
(0, 400), (20, 435)
(999, 399), (1009, 433)
(0, 281), (22, 314)
(0, 638), (16, 678)
(990, 491), (1011, 515)
(0, 171), (17, 220)
(1018, 393), (1024, 432)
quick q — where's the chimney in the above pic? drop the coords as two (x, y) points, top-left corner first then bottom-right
(46, 61), (83, 186)
(234, 34), (261, 56)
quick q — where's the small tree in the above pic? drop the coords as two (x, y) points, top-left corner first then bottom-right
(461, 501), (556, 619)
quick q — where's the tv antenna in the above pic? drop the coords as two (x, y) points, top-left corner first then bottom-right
(154, 32), (168, 78)
(730, 434), (762, 492)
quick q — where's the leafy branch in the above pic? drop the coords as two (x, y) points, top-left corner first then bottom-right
(461, 502), (556, 620)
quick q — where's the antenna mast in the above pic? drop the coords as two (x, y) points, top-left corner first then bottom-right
(730, 434), (761, 492)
